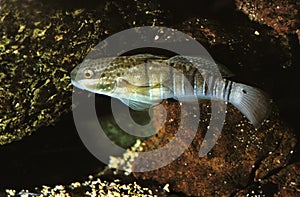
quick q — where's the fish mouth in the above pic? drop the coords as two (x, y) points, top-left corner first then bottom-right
(71, 79), (87, 90)
(70, 66), (88, 90)
(71, 78), (104, 94)
(70, 67), (79, 81)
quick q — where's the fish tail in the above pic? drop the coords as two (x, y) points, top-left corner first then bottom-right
(229, 82), (270, 128)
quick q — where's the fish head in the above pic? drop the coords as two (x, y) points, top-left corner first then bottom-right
(70, 58), (119, 96)
(70, 55), (169, 98)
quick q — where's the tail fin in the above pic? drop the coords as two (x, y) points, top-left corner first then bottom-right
(229, 82), (271, 128)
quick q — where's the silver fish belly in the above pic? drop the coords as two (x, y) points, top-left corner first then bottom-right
(71, 54), (270, 127)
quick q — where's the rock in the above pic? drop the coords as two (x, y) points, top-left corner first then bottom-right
(132, 100), (298, 196)
(0, 0), (168, 145)
(175, 16), (293, 73)
(5, 173), (170, 197)
(235, 0), (300, 43)
(236, 162), (300, 196)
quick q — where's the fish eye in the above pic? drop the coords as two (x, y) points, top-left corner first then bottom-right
(83, 69), (94, 78)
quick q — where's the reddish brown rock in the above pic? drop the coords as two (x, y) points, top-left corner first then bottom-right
(132, 100), (298, 196)
(236, 162), (300, 196)
(235, 0), (300, 42)
(176, 17), (292, 72)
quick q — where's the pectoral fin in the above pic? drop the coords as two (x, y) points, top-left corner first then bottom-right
(119, 98), (161, 111)
(116, 77), (173, 111)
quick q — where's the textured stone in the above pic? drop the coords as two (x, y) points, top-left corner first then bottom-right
(235, 0), (300, 42)
(133, 100), (298, 196)
(176, 16), (293, 72)
(0, 0), (168, 145)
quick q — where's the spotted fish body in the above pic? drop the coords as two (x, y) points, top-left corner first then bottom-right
(71, 54), (270, 127)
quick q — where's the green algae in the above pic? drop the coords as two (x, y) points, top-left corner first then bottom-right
(0, 0), (168, 145)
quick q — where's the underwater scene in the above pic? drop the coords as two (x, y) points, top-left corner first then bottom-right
(0, 0), (299, 196)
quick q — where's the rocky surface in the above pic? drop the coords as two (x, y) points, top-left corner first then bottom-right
(235, 0), (300, 43)
(133, 100), (298, 196)
(176, 16), (293, 72)
(5, 173), (169, 197)
(0, 0), (168, 145)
